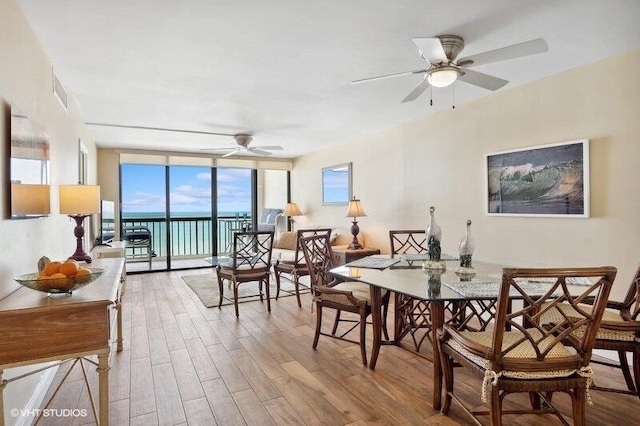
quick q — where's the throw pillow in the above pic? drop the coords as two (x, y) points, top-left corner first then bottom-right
(274, 231), (297, 250)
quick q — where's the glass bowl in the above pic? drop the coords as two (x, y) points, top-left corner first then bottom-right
(14, 268), (105, 294)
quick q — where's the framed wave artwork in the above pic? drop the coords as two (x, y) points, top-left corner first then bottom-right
(486, 139), (590, 218)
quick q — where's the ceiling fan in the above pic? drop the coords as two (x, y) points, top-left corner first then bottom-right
(201, 134), (283, 157)
(352, 35), (548, 103)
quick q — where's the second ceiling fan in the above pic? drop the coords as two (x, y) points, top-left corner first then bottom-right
(352, 35), (548, 103)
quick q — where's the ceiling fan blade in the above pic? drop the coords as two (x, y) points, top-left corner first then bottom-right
(411, 38), (448, 64)
(222, 149), (241, 158)
(401, 78), (430, 103)
(351, 69), (427, 84)
(200, 147), (235, 152)
(458, 69), (508, 91)
(457, 38), (548, 67)
(247, 148), (273, 156)
(252, 145), (283, 151)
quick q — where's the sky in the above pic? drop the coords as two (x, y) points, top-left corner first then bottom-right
(120, 164), (252, 215)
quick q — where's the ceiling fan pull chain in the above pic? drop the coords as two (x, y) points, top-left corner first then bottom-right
(430, 85), (433, 106)
(452, 84), (456, 109)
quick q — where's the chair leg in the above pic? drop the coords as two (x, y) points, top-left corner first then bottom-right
(619, 350), (637, 393)
(359, 309), (368, 366)
(217, 275), (224, 309)
(489, 386), (502, 426)
(440, 350), (453, 414)
(274, 269), (281, 300)
(633, 350), (640, 398)
(332, 310), (342, 335)
(292, 271), (302, 308)
(572, 386), (586, 426)
(265, 277), (271, 313)
(313, 304), (322, 349)
(233, 282), (240, 317)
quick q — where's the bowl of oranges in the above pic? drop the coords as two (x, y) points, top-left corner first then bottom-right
(15, 258), (104, 294)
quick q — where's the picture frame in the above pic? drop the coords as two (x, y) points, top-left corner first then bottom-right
(486, 139), (589, 217)
(322, 162), (352, 204)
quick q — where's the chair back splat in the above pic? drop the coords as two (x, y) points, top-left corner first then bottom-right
(438, 266), (616, 426)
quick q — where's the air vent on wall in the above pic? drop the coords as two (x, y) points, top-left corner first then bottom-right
(52, 70), (68, 113)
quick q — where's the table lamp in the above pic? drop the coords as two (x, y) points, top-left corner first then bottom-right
(282, 202), (303, 230)
(11, 184), (51, 217)
(346, 197), (366, 249)
(59, 184), (100, 263)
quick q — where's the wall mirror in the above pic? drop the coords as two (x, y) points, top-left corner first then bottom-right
(322, 162), (352, 204)
(9, 106), (51, 219)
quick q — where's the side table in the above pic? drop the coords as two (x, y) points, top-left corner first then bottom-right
(331, 245), (380, 266)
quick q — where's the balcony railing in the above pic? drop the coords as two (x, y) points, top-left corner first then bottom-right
(121, 215), (251, 260)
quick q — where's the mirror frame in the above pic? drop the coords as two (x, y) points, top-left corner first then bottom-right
(322, 162), (352, 205)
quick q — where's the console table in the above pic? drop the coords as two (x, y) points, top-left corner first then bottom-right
(331, 245), (380, 266)
(0, 256), (126, 425)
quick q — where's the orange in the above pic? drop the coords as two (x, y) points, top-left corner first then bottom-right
(76, 267), (91, 276)
(59, 261), (78, 277)
(47, 272), (67, 279)
(42, 261), (62, 276)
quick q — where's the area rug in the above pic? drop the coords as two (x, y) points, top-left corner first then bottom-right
(182, 273), (309, 308)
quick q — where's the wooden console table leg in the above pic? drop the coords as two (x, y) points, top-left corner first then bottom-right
(97, 353), (109, 425)
(116, 300), (123, 352)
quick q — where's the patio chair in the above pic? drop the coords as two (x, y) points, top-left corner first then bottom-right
(273, 228), (332, 308)
(216, 231), (274, 317)
(438, 266), (616, 426)
(299, 233), (390, 366)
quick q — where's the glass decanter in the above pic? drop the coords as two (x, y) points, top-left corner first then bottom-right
(422, 206), (446, 271)
(455, 219), (476, 276)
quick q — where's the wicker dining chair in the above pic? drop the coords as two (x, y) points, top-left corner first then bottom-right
(541, 263), (640, 398)
(389, 230), (462, 353)
(438, 267), (616, 426)
(216, 231), (274, 317)
(299, 233), (390, 366)
(273, 228), (332, 308)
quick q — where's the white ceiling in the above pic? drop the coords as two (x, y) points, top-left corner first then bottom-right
(18, 0), (640, 159)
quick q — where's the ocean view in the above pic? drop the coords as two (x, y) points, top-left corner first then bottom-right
(122, 211), (250, 219)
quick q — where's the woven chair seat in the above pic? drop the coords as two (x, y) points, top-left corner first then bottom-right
(447, 329), (585, 403)
(541, 303), (638, 342)
(318, 281), (378, 305)
(448, 329), (575, 373)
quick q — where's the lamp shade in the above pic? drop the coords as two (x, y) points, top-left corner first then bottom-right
(283, 202), (303, 217)
(427, 68), (459, 88)
(59, 185), (100, 215)
(346, 197), (367, 218)
(11, 184), (50, 215)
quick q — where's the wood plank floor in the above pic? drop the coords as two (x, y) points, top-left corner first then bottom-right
(37, 269), (640, 425)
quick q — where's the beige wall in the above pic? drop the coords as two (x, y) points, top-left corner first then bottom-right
(294, 49), (640, 301)
(0, 0), (98, 422)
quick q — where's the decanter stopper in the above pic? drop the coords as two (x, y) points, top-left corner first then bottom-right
(423, 206), (446, 271)
(455, 220), (476, 276)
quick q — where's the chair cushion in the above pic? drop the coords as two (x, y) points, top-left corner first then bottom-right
(445, 329), (585, 403)
(318, 281), (387, 306)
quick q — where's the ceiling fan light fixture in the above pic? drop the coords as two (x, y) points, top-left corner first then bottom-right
(427, 68), (459, 88)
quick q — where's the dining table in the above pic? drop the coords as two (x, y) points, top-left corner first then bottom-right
(330, 255), (509, 410)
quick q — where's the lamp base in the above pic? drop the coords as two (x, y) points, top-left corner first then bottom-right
(348, 219), (362, 250)
(69, 214), (92, 264)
